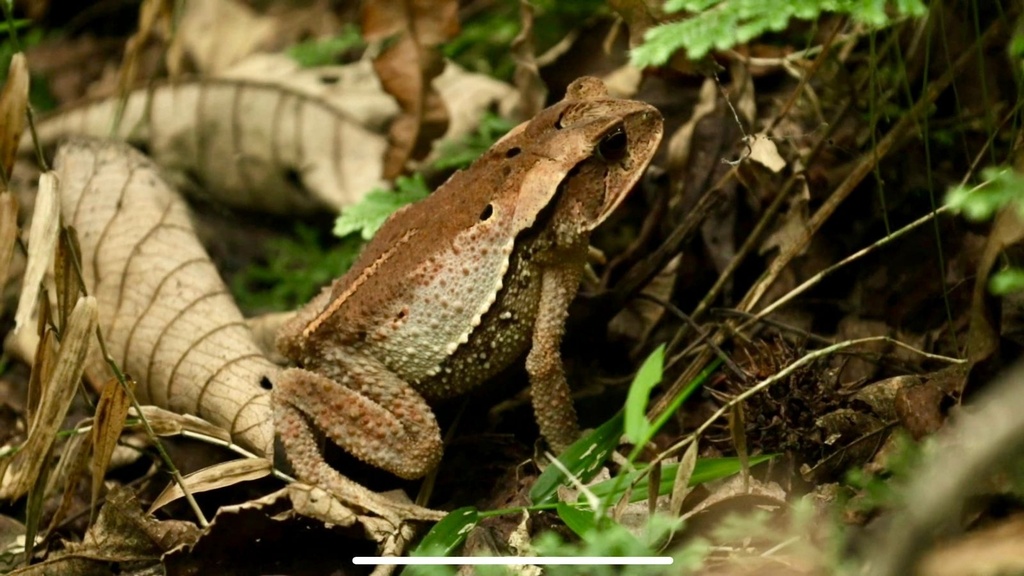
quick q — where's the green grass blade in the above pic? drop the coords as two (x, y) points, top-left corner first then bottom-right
(624, 344), (664, 445)
(587, 455), (775, 503)
(409, 507), (479, 557)
(530, 412), (624, 505)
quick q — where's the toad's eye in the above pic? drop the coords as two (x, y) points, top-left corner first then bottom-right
(597, 127), (628, 162)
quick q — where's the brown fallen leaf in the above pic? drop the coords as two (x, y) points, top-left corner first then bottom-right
(363, 0), (456, 177)
(118, 0), (174, 102)
(14, 486), (201, 572)
(53, 138), (279, 457)
(0, 192), (19, 317)
(0, 53), (28, 179)
(91, 377), (136, 515)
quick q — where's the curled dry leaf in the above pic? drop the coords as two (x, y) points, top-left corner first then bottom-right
(91, 377), (136, 513)
(0, 192), (18, 317)
(670, 441), (699, 516)
(746, 134), (786, 172)
(132, 405), (234, 445)
(0, 296), (97, 500)
(26, 78), (388, 214)
(14, 172), (59, 333)
(0, 53), (28, 179)
(119, 0), (174, 95)
(53, 139), (278, 456)
(148, 458), (273, 514)
(363, 0), (456, 177)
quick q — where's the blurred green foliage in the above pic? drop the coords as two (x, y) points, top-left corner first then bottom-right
(631, 0), (927, 66)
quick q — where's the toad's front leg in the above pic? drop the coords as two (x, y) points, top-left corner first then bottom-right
(272, 352), (446, 525)
(526, 260), (585, 452)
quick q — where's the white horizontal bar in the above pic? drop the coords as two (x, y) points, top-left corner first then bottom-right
(352, 556), (673, 566)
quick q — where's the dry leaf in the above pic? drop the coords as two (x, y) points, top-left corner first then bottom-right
(118, 0), (174, 105)
(968, 207), (1024, 364)
(131, 405), (234, 444)
(178, 0), (344, 75)
(679, 475), (787, 524)
(28, 78), (388, 214)
(44, 427), (92, 534)
(431, 62), (518, 144)
(511, 0), (546, 120)
(607, 0), (659, 50)
(760, 179), (811, 256)
(746, 133), (786, 172)
(363, 0), (456, 177)
(665, 79), (718, 177)
(54, 139), (278, 456)
(14, 172), (59, 333)
(0, 53), (28, 179)
(0, 192), (19, 317)
(148, 458), (273, 514)
(608, 254), (679, 349)
(69, 486), (199, 562)
(670, 441), (699, 516)
(53, 229), (85, 333)
(601, 64), (644, 99)
(177, 0), (277, 74)
(218, 56), (397, 130)
(285, 483), (359, 528)
(0, 296), (97, 500)
(91, 377), (135, 514)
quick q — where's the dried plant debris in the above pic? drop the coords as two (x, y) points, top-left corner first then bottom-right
(53, 138), (278, 456)
(713, 338), (897, 482)
(363, 0), (457, 177)
(0, 296), (96, 500)
(27, 79), (388, 214)
(10, 486), (200, 574)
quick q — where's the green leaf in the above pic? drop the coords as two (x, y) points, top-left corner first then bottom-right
(432, 112), (515, 171)
(946, 167), (1024, 222)
(231, 223), (362, 312)
(287, 25), (364, 67)
(333, 174), (430, 240)
(555, 502), (599, 540)
(631, 0), (926, 67)
(410, 507), (479, 557)
(587, 455), (775, 503)
(624, 345), (665, 445)
(990, 268), (1024, 296)
(0, 18), (30, 33)
(530, 413), (624, 505)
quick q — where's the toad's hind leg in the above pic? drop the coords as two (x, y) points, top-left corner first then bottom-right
(273, 388), (444, 525)
(273, 354), (443, 480)
(272, 355), (445, 523)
